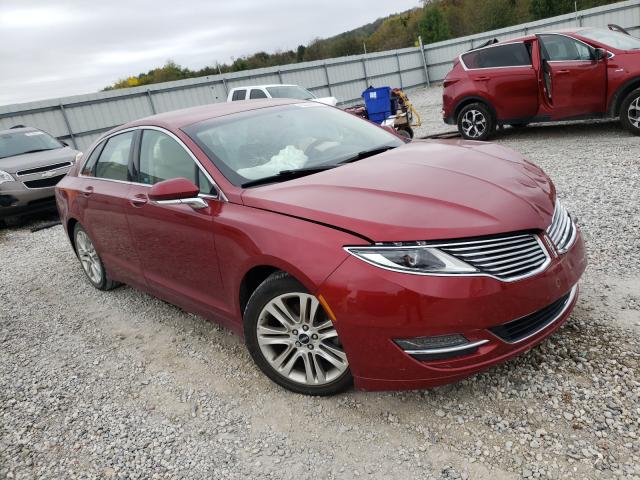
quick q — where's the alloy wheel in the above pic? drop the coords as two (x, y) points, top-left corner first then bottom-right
(256, 293), (348, 386)
(461, 109), (487, 138)
(628, 97), (640, 129)
(76, 230), (103, 284)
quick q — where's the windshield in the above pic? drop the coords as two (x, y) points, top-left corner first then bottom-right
(266, 85), (315, 100)
(580, 28), (640, 50)
(183, 103), (404, 186)
(0, 130), (63, 159)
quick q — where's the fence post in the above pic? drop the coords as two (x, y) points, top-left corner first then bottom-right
(395, 51), (404, 89)
(146, 90), (157, 114)
(59, 103), (77, 149)
(323, 63), (333, 96)
(277, 69), (283, 83)
(418, 36), (431, 88)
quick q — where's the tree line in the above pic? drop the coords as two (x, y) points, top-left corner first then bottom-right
(104, 0), (621, 90)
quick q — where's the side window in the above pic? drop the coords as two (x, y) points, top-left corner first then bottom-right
(138, 130), (214, 195)
(462, 43), (532, 69)
(249, 89), (268, 99)
(94, 132), (134, 181)
(231, 89), (246, 101)
(80, 141), (105, 176)
(540, 35), (593, 61)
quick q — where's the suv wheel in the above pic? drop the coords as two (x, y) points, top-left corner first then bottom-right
(244, 272), (352, 396)
(73, 223), (120, 290)
(457, 103), (495, 141)
(620, 88), (640, 135)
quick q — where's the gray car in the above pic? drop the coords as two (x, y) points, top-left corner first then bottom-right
(0, 126), (81, 220)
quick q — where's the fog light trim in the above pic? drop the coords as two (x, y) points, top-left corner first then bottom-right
(395, 335), (489, 361)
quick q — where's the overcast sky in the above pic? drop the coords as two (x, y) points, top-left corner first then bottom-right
(0, 0), (420, 106)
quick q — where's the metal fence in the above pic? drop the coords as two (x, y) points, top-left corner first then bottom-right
(1, 0), (638, 151)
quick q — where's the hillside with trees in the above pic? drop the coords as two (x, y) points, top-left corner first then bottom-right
(104, 0), (622, 90)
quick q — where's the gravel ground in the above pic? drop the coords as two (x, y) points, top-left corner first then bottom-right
(1, 86), (639, 480)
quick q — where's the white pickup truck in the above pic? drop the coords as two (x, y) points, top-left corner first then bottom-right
(227, 84), (337, 106)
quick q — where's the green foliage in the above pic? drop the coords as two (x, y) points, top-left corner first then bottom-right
(418, 6), (450, 44)
(103, 0), (621, 90)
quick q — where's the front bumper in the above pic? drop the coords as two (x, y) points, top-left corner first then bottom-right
(0, 173), (68, 218)
(318, 230), (586, 391)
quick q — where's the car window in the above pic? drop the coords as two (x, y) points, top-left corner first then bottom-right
(231, 89), (246, 101)
(138, 130), (214, 195)
(580, 28), (640, 50)
(266, 86), (315, 100)
(461, 43), (532, 69)
(80, 141), (105, 176)
(94, 132), (134, 181)
(0, 129), (63, 160)
(540, 34), (593, 61)
(249, 89), (268, 99)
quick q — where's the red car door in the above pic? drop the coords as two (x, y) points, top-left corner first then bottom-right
(461, 42), (538, 121)
(78, 130), (143, 286)
(538, 34), (607, 119)
(124, 128), (227, 318)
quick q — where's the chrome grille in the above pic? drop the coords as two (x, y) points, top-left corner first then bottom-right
(434, 233), (549, 281)
(546, 200), (576, 254)
(17, 161), (72, 177)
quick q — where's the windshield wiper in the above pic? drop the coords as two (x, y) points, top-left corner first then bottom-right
(339, 145), (398, 164)
(241, 165), (337, 188)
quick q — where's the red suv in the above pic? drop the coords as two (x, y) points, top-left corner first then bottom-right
(442, 28), (640, 140)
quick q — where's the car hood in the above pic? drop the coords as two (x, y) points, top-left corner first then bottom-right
(311, 97), (338, 107)
(241, 140), (556, 242)
(0, 147), (79, 174)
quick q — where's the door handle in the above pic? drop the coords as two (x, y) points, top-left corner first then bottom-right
(475, 76), (490, 81)
(555, 70), (570, 75)
(81, 186), (94, 197)
(128, 193), (148, 208)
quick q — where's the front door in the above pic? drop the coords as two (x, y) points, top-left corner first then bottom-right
(538, 34), (607, 119)
(124, 128), (226, 316)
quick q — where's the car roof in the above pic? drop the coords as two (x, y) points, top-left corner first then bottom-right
(495, 27), (600, 45)
(117, 98), (305, 132)
(230, 84), (300, 90)
(0, 126), (39, 136)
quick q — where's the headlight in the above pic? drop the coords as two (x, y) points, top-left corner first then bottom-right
(345, 244), (478, 275)
(0, 170), (15, 185)
(74, 152), (83, 163)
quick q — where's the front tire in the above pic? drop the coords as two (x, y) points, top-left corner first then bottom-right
(244, 272), (352, 396)
(457, 103), (495, 141)
(73, 223), (119, 291)
(620, 88), (640, 135)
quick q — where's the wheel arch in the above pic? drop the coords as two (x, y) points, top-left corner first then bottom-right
(453, 96), (497, 122)
(608, 77), (640, 117)
(66, 217), (79, 252)
(238, 262), (316, 317)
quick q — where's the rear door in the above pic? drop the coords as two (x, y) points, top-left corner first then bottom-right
(78, 130), (142, 285)
(461, 42), (538, 121)
(538, 34), (606, 119)
(125, 128), (226, 315)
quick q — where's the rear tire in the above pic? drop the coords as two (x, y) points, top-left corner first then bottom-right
(73, 223), (120, 291)
(620, 88), (640, 135)
(457, 103), (495, 141)
(244, 271), (353, 396)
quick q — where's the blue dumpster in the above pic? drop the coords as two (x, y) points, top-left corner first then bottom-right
(362, 86), (393, 124)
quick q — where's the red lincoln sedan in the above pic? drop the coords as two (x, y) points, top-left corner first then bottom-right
(442, 27), (640, 140)
(56, 99), (586, 395)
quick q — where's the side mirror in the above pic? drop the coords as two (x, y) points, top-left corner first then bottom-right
(594, 48), (607, 61)
(148, 177), (199, 201)
(148, 177), (207, 210)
